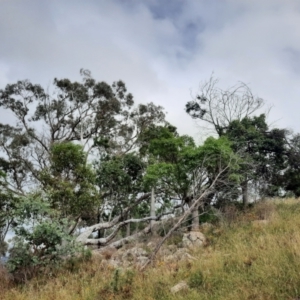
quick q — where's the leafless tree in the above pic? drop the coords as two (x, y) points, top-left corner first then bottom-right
(186, 76), (266, 136)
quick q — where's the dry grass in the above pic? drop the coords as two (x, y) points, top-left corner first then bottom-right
(0, 264), (12, 295)
(2, 198), (300, 299)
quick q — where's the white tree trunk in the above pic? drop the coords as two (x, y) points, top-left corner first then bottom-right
(150, 187), (156, 232)
(126, 213), (131, 237)
(191, 202), (200, 231)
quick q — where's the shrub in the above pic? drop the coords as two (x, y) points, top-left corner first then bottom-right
(7, 196), (86, 283)
(188, 270), (204, 289)
(221, 205), (240, 225)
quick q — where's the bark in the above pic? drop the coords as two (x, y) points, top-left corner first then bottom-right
(191, 202), (200, 231)
(93, 217), (179, 251)
(126, 213), (131, 237)
(150, 188), (156, 232)
(75, 193), (150, 244)
(68, 216), (81, 235)
(80, 216), (157, 246)
(76, 200), (184, 247)
(102, 223), (152, 249)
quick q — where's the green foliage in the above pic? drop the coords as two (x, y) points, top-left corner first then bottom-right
(198, 136), (240, 173)
(50, 142), (87, 175)
(96, 153), (146, 220)
(143, 126), (199, 195)
(7, 195), (84, 281)
(96, 153), (144, 194)
(280, 134), (300, 197)
(143, 126), (240, 211)
(40, 142), (98, 220)
(108, 269), (135, 296)
(0, 168), (20, 244)
(147, 132), (237, 227)
(199, 208), (220, 224)
(188, 270), (204, 289)
(0, 240), (8, 256)
(63, 248), (92, 273)
(225, 114), (288, 198)
(0, 69), (163, 218)
(0, 70), (168, 251)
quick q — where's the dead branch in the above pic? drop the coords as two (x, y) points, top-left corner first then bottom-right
(76, 193), (150, 244)
(142, 162), (230, 270)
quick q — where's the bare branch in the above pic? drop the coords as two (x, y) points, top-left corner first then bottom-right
(186, 75), (266, 136)
(142, 160), (230, 270)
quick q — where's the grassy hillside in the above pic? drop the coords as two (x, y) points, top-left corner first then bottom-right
(2, 199), (300, 300)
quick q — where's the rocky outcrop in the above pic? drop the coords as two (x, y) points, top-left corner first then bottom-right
(93, 231), (206, 269)
(96, 246), (150, 268)
(182, 231), (206, 248)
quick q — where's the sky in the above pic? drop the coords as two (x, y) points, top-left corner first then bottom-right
(1, 0), (300, 142)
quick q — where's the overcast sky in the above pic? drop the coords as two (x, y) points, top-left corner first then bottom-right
(1, 0), (300, 142)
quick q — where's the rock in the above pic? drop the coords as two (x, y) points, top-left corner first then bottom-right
(107, 259), (121, 269)
(174, 248), (196, 260)
(160, 248), (172, 257)
(122, 247), (148, 260)
(136, 256), (150, 267)
(164, 248), (196, 262)
(114, 247), (149, 267)
(94, 246), (117, 260)
(170, 281), (189, 294)
(182, 231), (206, 248)
(147, 241), (155, 248)
(167, 244), (177, 252)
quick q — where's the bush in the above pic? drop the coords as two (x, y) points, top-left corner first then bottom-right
(199, 207), (221, 224)
(188, 270), (204, 289)
(0, 240), (8, 256)
(6, 196), (87, 283)
(97, 269), (135, 299)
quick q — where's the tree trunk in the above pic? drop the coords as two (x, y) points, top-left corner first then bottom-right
(150, 188), (156, 232)
(191, 202), (200, 231)
(97, 215), (104, 249)
(242, 180), (249, 208)
(126, 213), (131, 237)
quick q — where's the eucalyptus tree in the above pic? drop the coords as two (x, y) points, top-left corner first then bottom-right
(225, 114), (287, 204)
(95, 152), (146, 237)
(279, 133), (300, 197)
(142, 125), (239, 230)
(142, 134), (240, 268)
(0, 69), (135, 193)
(0, 69), (166, 244)
(0, 170), (17, 255)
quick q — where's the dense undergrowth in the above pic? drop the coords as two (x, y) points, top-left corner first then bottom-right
(2, 199), (300, 300)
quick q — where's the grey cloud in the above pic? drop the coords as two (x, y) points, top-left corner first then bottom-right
(283, 48), (300, 74)
(1, 0), (300, 137)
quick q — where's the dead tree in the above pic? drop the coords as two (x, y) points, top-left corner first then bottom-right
(186, 76), (266, 136)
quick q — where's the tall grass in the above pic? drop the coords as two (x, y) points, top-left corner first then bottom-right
(2, 199), (300, 299)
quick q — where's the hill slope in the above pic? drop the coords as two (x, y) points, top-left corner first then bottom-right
(2, 199), (300, 300)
